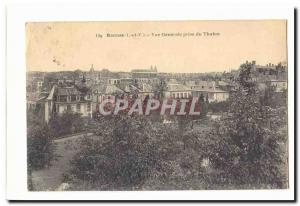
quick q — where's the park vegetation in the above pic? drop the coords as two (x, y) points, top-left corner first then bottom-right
(27, 61), (288, 190)
(61, 62), (288, 190)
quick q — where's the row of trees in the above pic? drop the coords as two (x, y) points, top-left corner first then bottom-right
(63, 61), (288, 190)
(205, 62), (288, 188)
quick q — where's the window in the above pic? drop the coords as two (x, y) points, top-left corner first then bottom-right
(71, 95), (76, 101)
(60, 96), (67, 102)
(67, 105), (71, 111)
(184, 93), (187, 98)
(87, 103), (91, 111)
(76, 104), (81, 112)
(172, 93), (176, 98)
(80, 96), (84, 101)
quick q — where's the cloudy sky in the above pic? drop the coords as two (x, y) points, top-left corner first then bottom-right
(26, 20), (287, 73)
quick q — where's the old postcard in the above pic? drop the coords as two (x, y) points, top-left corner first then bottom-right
(6, 3), (295, 201)
(25, 20), (289, 191)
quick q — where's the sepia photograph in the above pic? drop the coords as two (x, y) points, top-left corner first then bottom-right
(25, 20), (289, 191)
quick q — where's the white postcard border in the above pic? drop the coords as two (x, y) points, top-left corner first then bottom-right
(6, 2), (295, 200)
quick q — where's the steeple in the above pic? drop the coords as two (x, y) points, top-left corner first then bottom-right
(82, 74), (86, 83)
(90, 64), (95, 72)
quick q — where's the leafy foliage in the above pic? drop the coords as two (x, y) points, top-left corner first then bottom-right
(206, 62), (288, 188)
(64, 115), (165, 189)
(27, 110), (56, 171)
(49, 111), (86, 138)
(61, 62), (288, 190)
(208, 101), (230, 113)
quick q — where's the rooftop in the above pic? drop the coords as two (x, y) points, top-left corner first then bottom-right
(167, 83), (191, 92)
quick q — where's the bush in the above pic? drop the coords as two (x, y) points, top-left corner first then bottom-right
(49, 111), (86, 138)
(206, 62), (288, 188)
(64, 115), (163, 190)
(208, 101), (230, 113)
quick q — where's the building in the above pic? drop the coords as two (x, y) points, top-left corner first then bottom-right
(165, 83), (192, 99)
(136, 83), (155, 100)
(26, 92), (48, 110)
(267, 80), (287, 92)
(53, 86), (92, 117)
(91, 83), (125, 111)
(107, 78), (121, 85)
(191, 86), (229, 102)
(131, 66), (158, 79)
(35, 80), (93, 123)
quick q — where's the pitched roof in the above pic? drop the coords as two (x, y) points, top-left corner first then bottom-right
(192, 86), (228, 93)
(56, 87), (82, 96)
(92, 84), (124, 94)
(106, 85), (124, 94)
(167, 84), (191, 92)
(47, 85), (57, 100)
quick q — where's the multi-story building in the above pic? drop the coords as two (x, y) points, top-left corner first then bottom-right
(91, 83), (125, 111)
(165, 83), (192, 99)
(131, 66), (158, 79)
(35, 79), (93, 123)
(53, 86), (92, 117)
(190, 81), (229, 102)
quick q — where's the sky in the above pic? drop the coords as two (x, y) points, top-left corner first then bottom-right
(26, 20), (287, 73)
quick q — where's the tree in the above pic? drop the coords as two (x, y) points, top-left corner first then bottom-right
(49, 111), (86, 138)
(27, 110), (56, 190)
(199, 94), (208, 117)
(208, 101), (229, 113)
(154, 79), (167, 99)
(207, 62), (288, 188)
(64, 115), (165, 190)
